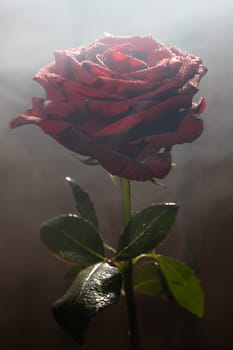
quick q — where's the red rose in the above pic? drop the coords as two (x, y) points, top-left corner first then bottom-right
(10, 34), (207, 181)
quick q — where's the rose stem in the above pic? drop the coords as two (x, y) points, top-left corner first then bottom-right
(120, 178), (140, 350)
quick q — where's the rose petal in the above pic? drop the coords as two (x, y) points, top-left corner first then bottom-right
(38, 119), (71, 134)
(99, 34), (160, 52)
(54, 51), (73, 78)
(131, 60), (200, 103)
(179, 58), (203, 84)
(128, 57), (182, 81)
(170, 46), (202, 63)
(96, 94), (193, 137)
(68, 56), (96, 84)
(81, 60), (112, 78)
(103, 48), (148, 73)
(133, 75), (183, 102)
(92, 147), (171, 180)
(143, 112), (204, 148)
(43, 100), (77, 117)
(33, 72), (65, 101)
(86, 99), (131, 118)
(62, 78), (125, 100)
(10, 34), (207, 182)
(93, 75), (151, 96)
(45, 98), (131, 119)
(10, 114), (42, 129)
(147, 47), (174, 66)
(26, 97), (45, 117)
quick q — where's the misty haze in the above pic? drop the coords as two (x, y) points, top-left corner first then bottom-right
(0, 0), (233, 349)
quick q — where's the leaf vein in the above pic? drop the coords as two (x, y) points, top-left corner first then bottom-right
(118, 209), (169, 257)
(62, 230), (104, 260)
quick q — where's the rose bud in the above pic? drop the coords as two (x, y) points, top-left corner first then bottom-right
(10, 34), (207, 181)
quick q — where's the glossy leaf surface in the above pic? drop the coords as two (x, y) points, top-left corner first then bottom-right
(40, 214), (104, 264)
(53, 262), (122, 344)
(66, 177), (98, 228)
(116, 203), (178, 260)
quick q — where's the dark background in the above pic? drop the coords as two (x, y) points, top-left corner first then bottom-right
(1, 0), (233, 349)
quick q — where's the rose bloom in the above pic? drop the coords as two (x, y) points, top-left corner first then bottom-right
(10, 34), (207, 181)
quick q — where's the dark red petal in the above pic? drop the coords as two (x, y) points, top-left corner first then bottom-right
(103, 48), (148, 73)
(185, 65), (208, 91)
(25, 97), (45, 117)
(135, 93), (194, 123)
(140, 151), (172, 179)
(131, 61), (200, 103)
(62, 78), (124, 100)
(68, 56), (95, 84)
(128, 57), (182, 81)
(147, 47), (174, 66)
(144, 112), (204, 148)
(93, 75), (151, 95)
(10, 114), (42, 129)
(43, 100), (76, 117)
(132, 75), (182, 102)
(10, 113), (73, 142)
(54, 51), (73, 78)
(81, 60), (112, 78)
(177, 61), (199, 86)
(55, 50), (107, 83)
(97, 94), (193, 137)
(38, 119), (71, 135)
(33, 72), (65, 101)
(99, 34), (160, 52)
(104, 43), (134, 56)
(170, 46), (202, 63)
(86, 99), (131, 118)
(92, 148), (171, 180)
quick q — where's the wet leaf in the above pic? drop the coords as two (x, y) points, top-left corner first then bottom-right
(156, 255), (204, 317)
(53, 262), (122, 344)
(65, 177), (98, 228)
(40, 214), (105, 265)
(116, 203), (178, 260)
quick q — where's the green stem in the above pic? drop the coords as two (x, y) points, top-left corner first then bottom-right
(120, 178), (132, 225)
(120, 178), (140, 350)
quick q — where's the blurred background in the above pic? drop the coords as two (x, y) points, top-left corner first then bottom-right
(1, 0), (233, 349)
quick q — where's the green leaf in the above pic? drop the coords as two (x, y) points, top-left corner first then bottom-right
(156, 255), (204, 317)
(53, 262), (122, 344)
(65, 177), (98, 228)
(40, 214), (105, 265)
(116, 203), (178, 261)
(133, 262), (165, 298)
